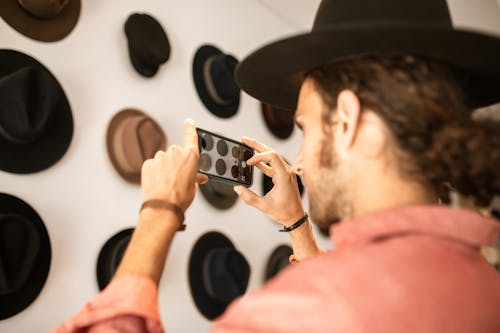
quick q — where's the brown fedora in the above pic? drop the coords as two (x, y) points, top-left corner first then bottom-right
(0, 0), (81, 42)
(261, 103), (294, 140)
(106, 108), (166, 184)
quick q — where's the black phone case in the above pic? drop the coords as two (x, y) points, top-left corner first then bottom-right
(197, 128), (254, 187)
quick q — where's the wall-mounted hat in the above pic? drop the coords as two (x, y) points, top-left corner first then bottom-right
(96, 228), (133, 291)
(0, 0), (80, 42)
(193, 45), (240, 118)
(188, 231), (250, 320)
(199, 179), (238, 210)
(264, 244), (292, 281)
(0, 49), (73, 174)
(0, 193), (51, 320)
(106, 108), (166, 184)
(124, 13), (171, 78)
(236, 0), (500, 111)
(261, 103), (294, 140)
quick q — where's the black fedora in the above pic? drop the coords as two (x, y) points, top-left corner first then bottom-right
(262, 159), (304, 197)
(193, 45), (240, 118)
(188, 231), (250, 320)
(200, 179), (238, 210)
(0, 49), (73, 174)
(261, 103), (295, 140)
(0, 193), (51, 320)
(96, 228), (133, 291)
(264, 244), (292, 281)
(236, 0), (500, 111)
(125, 13), (171, 78)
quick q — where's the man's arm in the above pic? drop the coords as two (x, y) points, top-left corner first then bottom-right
(234, 137), (322, 261)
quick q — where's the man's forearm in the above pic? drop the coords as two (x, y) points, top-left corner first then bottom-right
(114, 208), (179, 284)
(289, 219), (323, 261)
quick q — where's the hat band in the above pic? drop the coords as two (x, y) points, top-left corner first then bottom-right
(17, 0), (69, 19)
(203, 57), (233, 106)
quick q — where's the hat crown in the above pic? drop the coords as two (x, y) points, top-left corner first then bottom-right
(204, 54), (240, 105)
(0, 67), (58, 144)
(18, 0), (69, 19)
(0, 213), (40, 295)
(202, 247), (250, 303)
(313, 0), (452, 31)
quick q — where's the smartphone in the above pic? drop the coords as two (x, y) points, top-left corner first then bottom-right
(197, 128), (254, 187)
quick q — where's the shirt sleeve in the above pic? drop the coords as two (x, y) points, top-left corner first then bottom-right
(51, 275), (164, 333)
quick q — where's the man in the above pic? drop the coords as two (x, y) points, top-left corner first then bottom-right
(55, 0), (500, 332)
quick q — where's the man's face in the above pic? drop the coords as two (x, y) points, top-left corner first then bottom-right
(294, 79), (347, 229)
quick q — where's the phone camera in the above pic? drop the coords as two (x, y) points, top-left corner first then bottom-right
(201, 134), (214, 151)
(217, 140), (228, 156)
(215, 159), (227, 175)
(231, 165), (239, 178)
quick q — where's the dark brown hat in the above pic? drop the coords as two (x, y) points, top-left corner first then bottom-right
(199, 179), (238, 210)
(264, 244), (292, 281)
(0, 0), (81, 42)
(106, 109), (166, 184)
(261, 103), (294, 140)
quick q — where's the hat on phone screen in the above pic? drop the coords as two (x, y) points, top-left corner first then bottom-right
(193, 44), (240, 118)
(96, 228), (133, 290)
(0, 193), (51, 320)
(236, 0), (500, 111)
(199, 179), (238, 210)
(124, 13), (171, 78)
(261, 103), (294, 140)
(0, 0), (80, 42)
(106, 108), (166, 184)
(264, 244), (292, 281)
(0, 49), (73, 174)
(188, 231), (250, 320)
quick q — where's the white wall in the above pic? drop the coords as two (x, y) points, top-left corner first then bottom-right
(0, 1), (499, 332)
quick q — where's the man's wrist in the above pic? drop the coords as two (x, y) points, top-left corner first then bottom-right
(139, 206), (182, 232)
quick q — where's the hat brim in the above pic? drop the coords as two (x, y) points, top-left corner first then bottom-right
(106, 108), (145, 184)
(264, 244), (292, 281)
(199, 181), (238, 210)
(188, 231), (235, 320)
(0, 193), (51, 320)
(96, 228), (134, 291)
(193, 45), (240, 118)
(236, 25), (500, 111)
(0, 0), (80, 42)
(0, 50), (73, 174)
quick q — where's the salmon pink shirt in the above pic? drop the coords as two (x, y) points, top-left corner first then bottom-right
(53, 206), (500, 333)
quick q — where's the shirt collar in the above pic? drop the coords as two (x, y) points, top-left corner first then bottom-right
(330, 205), (500, 249)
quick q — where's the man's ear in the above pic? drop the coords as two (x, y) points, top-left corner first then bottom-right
(336, 89), (362, 151)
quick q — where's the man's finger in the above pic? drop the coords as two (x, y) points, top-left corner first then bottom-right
(242, 137), (272, 153)
(255, 162), (274, 178)
(196, 173), (209, 184)
(234, 186), (265, 210)
(184, 118), (198, 151)
(247, 151), (287, 175)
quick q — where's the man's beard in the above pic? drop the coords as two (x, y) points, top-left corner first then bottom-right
(306, 136), (349, 230)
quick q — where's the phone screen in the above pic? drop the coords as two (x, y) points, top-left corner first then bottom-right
(197, 128), (254, 187)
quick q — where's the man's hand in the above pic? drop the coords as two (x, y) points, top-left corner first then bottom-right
(234, 137), (305, 227)
(141, 119), (208, 212)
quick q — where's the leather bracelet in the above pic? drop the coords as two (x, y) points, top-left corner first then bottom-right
(140, 199), (186, 231)
(279, 213), (309, 232)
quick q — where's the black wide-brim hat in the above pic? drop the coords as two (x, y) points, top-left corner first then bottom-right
(0, 50), (73, 174)
(236, 0), (500, 111)
(188, 231), (237, 320)
(193, 45), (240, 118)
(96, 228), (133, 290)
(0, 0), (81, 42)
(0, 193), (51, 320)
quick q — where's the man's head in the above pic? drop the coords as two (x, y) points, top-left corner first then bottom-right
(294, 56), (500, 229)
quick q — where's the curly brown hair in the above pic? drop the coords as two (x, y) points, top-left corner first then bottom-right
(307, 56), (500, 206)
